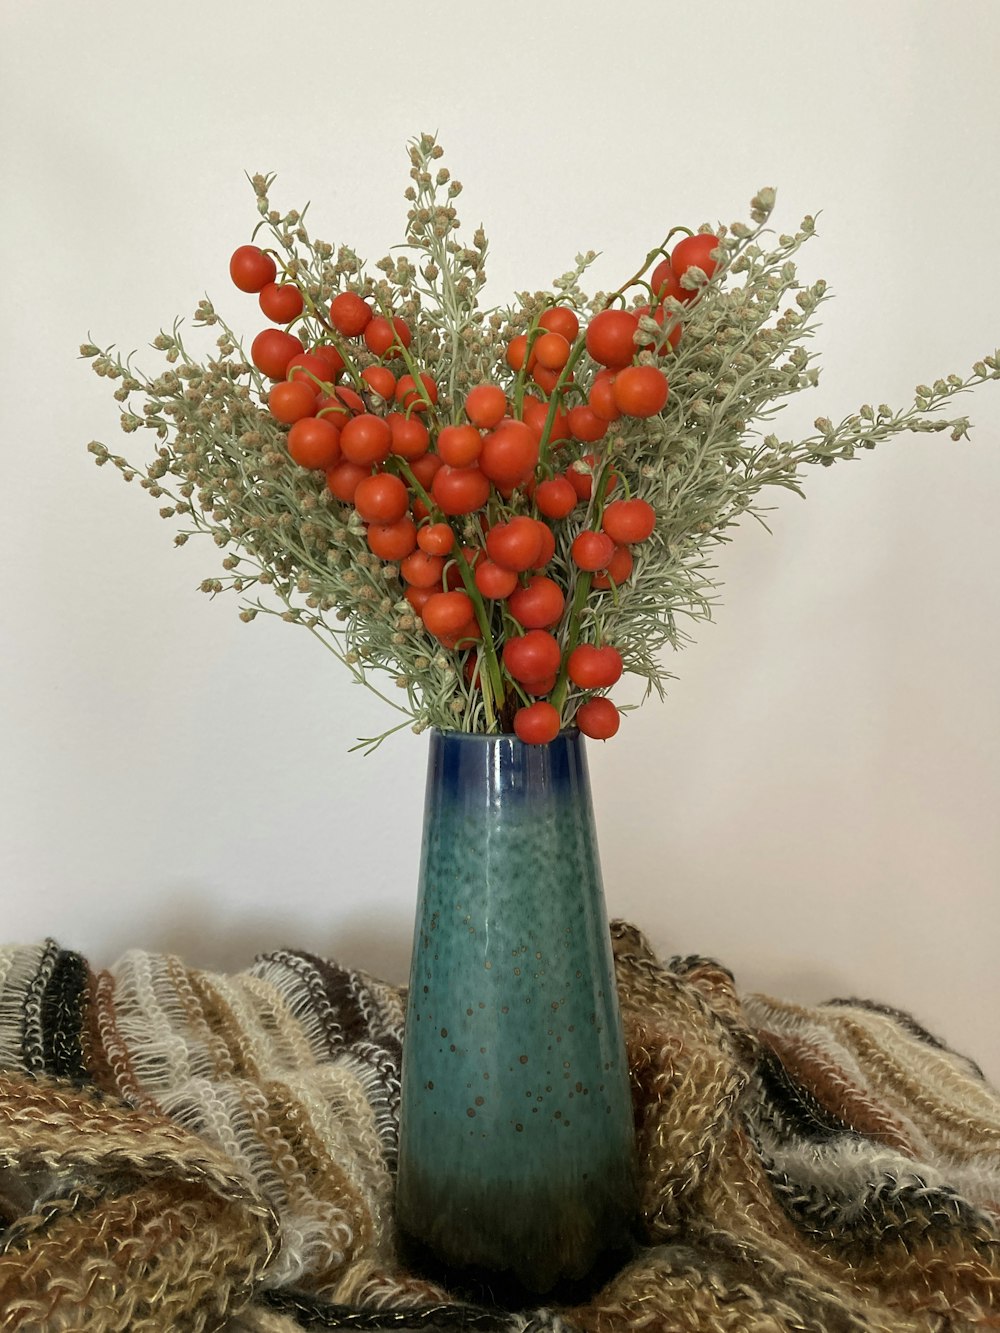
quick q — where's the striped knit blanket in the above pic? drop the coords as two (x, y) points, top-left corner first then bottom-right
(0, 924), (997, 1332)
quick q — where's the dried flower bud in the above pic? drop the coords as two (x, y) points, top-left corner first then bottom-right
(750, 187), (776, 222)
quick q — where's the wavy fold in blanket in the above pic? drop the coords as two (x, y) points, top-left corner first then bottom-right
(0, 925), (997, 1332)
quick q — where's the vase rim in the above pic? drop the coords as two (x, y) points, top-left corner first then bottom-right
(430, 727), (582, 743)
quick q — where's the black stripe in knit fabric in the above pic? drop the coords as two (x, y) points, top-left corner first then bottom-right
(765, 1160), (998, 1252)
(296, 952), (374, 1048)
(19, 938), (61, 1075)
(754, 1044), (860, 1143)
(261, 1287), (539, 1329)
(39, 949), (90, 1083)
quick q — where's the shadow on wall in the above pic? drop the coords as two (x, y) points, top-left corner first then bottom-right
(92, 884), (414, 985)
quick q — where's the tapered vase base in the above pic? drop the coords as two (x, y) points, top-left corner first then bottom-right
(397, 1224), (640, 1306)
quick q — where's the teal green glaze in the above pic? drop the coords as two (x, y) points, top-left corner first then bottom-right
(396, 729), (638, 1293)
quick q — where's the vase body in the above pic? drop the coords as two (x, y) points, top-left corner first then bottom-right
(396, 729), (637, 1294)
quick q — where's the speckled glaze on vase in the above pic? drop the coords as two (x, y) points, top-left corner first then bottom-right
(396, 728), (638, 1293)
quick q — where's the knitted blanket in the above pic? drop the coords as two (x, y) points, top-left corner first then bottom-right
(1, 925), (997, 1332)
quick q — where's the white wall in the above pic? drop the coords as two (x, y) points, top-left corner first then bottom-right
(1, 1), (998, 1082)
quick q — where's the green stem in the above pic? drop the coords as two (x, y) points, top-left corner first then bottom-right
(598, 226), (693, 312)
(550, 571), (592, 714)
(536, 336), (589, 469)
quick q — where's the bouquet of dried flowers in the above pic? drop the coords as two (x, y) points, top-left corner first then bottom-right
(84, 133), (998, 750)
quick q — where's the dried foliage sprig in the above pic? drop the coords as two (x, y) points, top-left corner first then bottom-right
(85, 132), (999, 749)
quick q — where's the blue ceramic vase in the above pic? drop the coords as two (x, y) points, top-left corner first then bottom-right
(396, 729), (637, 1293)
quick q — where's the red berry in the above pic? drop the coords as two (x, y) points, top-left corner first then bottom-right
(612, 365), (669, 417)
(602, 498), (657, 545)
(326, 460), (371, 504)
(464, 384), (507, 429)
(318, 385), (365, 422)
(486, 516), (544, 572)
(508, 576), (565, 629)
(339, 413), (392, 466)
(251, 329), (304, 380)
(329, 291), (373, 336)
(312, 343), (346, 378)
(364, 315), (410, 356)
(649, 258), (685, 304)
(534, 475), (578, 519)
(474, 560), (519, 600)
(571, 530), (616, 572)
(395, 372), (438, 412)
(505, 333), (536, 373)
(422, 591), (476, 639)
(287, 352), (337, 395)
(361, 365), (397, 401)
(401, 549), (446, 589)
(567, 644), (623, 689)
(521, 397), (570, 445)
(406, 585), (435, 615)
(230, 245), (277, 293)
(670, 233), (721, 295)
(533, 331), (571, 371)
(388, 412), (430, 461)
(367, 516), (417, 560)
(575, 696), (620, 740)
(437, 424), (483, 467)
(565, 455), (616, 503)
(354, 473), (409, 525)
(480, 422), (539, 488)
(503, 631), (562, 685)
(585, 309), (639, 368)
(531, 520), (556, 570)
(592, 544), (634, 590)
(409, 452), (443, 491)
(566, 404), (610, 443)
(417, 523), (456, 556)
(259, 282), (304, 323)
(288, 417), (340, 470)
(432, 464), (491, 516)
(268, 380), (317, 425)
(538, 307), (580, 343)
(514, 701), (561, 745)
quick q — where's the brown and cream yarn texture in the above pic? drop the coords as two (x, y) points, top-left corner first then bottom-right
(1, 924), (998, 1331)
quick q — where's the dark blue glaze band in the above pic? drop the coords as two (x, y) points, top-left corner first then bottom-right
(431, 728), (581, 808)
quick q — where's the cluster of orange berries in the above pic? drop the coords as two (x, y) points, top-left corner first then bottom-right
(228, 231), (719, 743)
